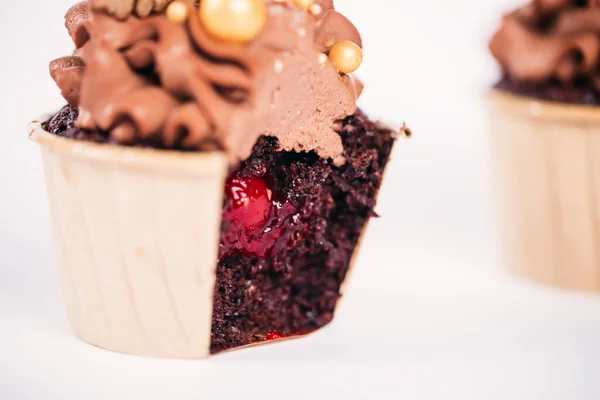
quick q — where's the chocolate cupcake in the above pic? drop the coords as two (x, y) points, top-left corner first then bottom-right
(488, 0), (600, 292)
(29, 0), (403, 357)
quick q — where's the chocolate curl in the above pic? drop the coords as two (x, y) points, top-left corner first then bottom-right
(75, 12), (252, 149)
(111, 87), (178, 141)
(163, 103), (213, 148)
(91, 0), (136, 19)
(77, 42), (179, 142)
(65, 2), (90, 48)
(135, 0), (154, 17)
(50, 57), (85, 107)
(90, 0), (194, 19)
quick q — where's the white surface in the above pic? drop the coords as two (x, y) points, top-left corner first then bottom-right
(3, 0), (600, 399)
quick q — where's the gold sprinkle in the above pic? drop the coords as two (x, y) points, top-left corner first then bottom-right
(324, 38), (336, 48)
(318, 53), (328, 65)
(274, 58), (284, 73)
(166, 1), (189, 24)
(292, 0), (313, 10)
(199, 0), (267, 43)
(310, 4), (322, 15)
(329, 40), (363, 74)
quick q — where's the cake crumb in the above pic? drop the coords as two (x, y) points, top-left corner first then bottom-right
(400, 123), (412, 138)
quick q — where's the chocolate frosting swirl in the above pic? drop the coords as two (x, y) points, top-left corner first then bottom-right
(489, 0), (600, 90)
(50, 1), (363, 165)
(91, 0), (175, 19)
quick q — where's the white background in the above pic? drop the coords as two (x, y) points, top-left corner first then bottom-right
(3, 0), (600, 399)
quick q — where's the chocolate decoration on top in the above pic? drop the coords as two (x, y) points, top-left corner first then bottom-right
(49, 0), (364, 165)
(90, 0), (180, 19)
(489, 0), (600, 91)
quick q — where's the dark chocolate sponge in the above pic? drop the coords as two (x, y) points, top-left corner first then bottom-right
(495, 75), (600, 106)
(47, 106), (397, 353)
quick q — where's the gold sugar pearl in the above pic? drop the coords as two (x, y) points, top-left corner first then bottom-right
(199, 0), (267, 43)
(292, 0), (313, 11)
(310, 4), (322, 15)
(166, 1), (189, 24)
(318, 53), (328, 65)
(329, 40), (363, 74)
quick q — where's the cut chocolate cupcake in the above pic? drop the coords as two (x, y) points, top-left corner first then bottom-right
(46, 105), (397, 353)
(33, 0), (403, 357)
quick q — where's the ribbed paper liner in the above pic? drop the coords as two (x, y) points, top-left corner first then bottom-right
(489, 90), (600, 292)
(30, 121), (228, 358)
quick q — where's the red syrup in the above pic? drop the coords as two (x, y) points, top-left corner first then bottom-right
(219, 175), (300, 258)
(266, 331), (283, 341)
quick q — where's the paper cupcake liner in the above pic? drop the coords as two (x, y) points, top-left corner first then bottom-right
(489, 89), (600, 292)
(30, 121), (228, 358)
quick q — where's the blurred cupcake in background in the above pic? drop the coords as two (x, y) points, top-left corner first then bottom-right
(488, 0), (600, 292)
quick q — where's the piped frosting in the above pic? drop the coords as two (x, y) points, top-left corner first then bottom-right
(50, 0), (364, 165)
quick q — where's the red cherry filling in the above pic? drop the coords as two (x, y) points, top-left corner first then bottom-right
(226, 176), (272, 231)
(220, 175), (299, 258)
(266, 331), (282, 341)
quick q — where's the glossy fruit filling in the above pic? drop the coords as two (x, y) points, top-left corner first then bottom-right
(220, 175), (299, 258)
